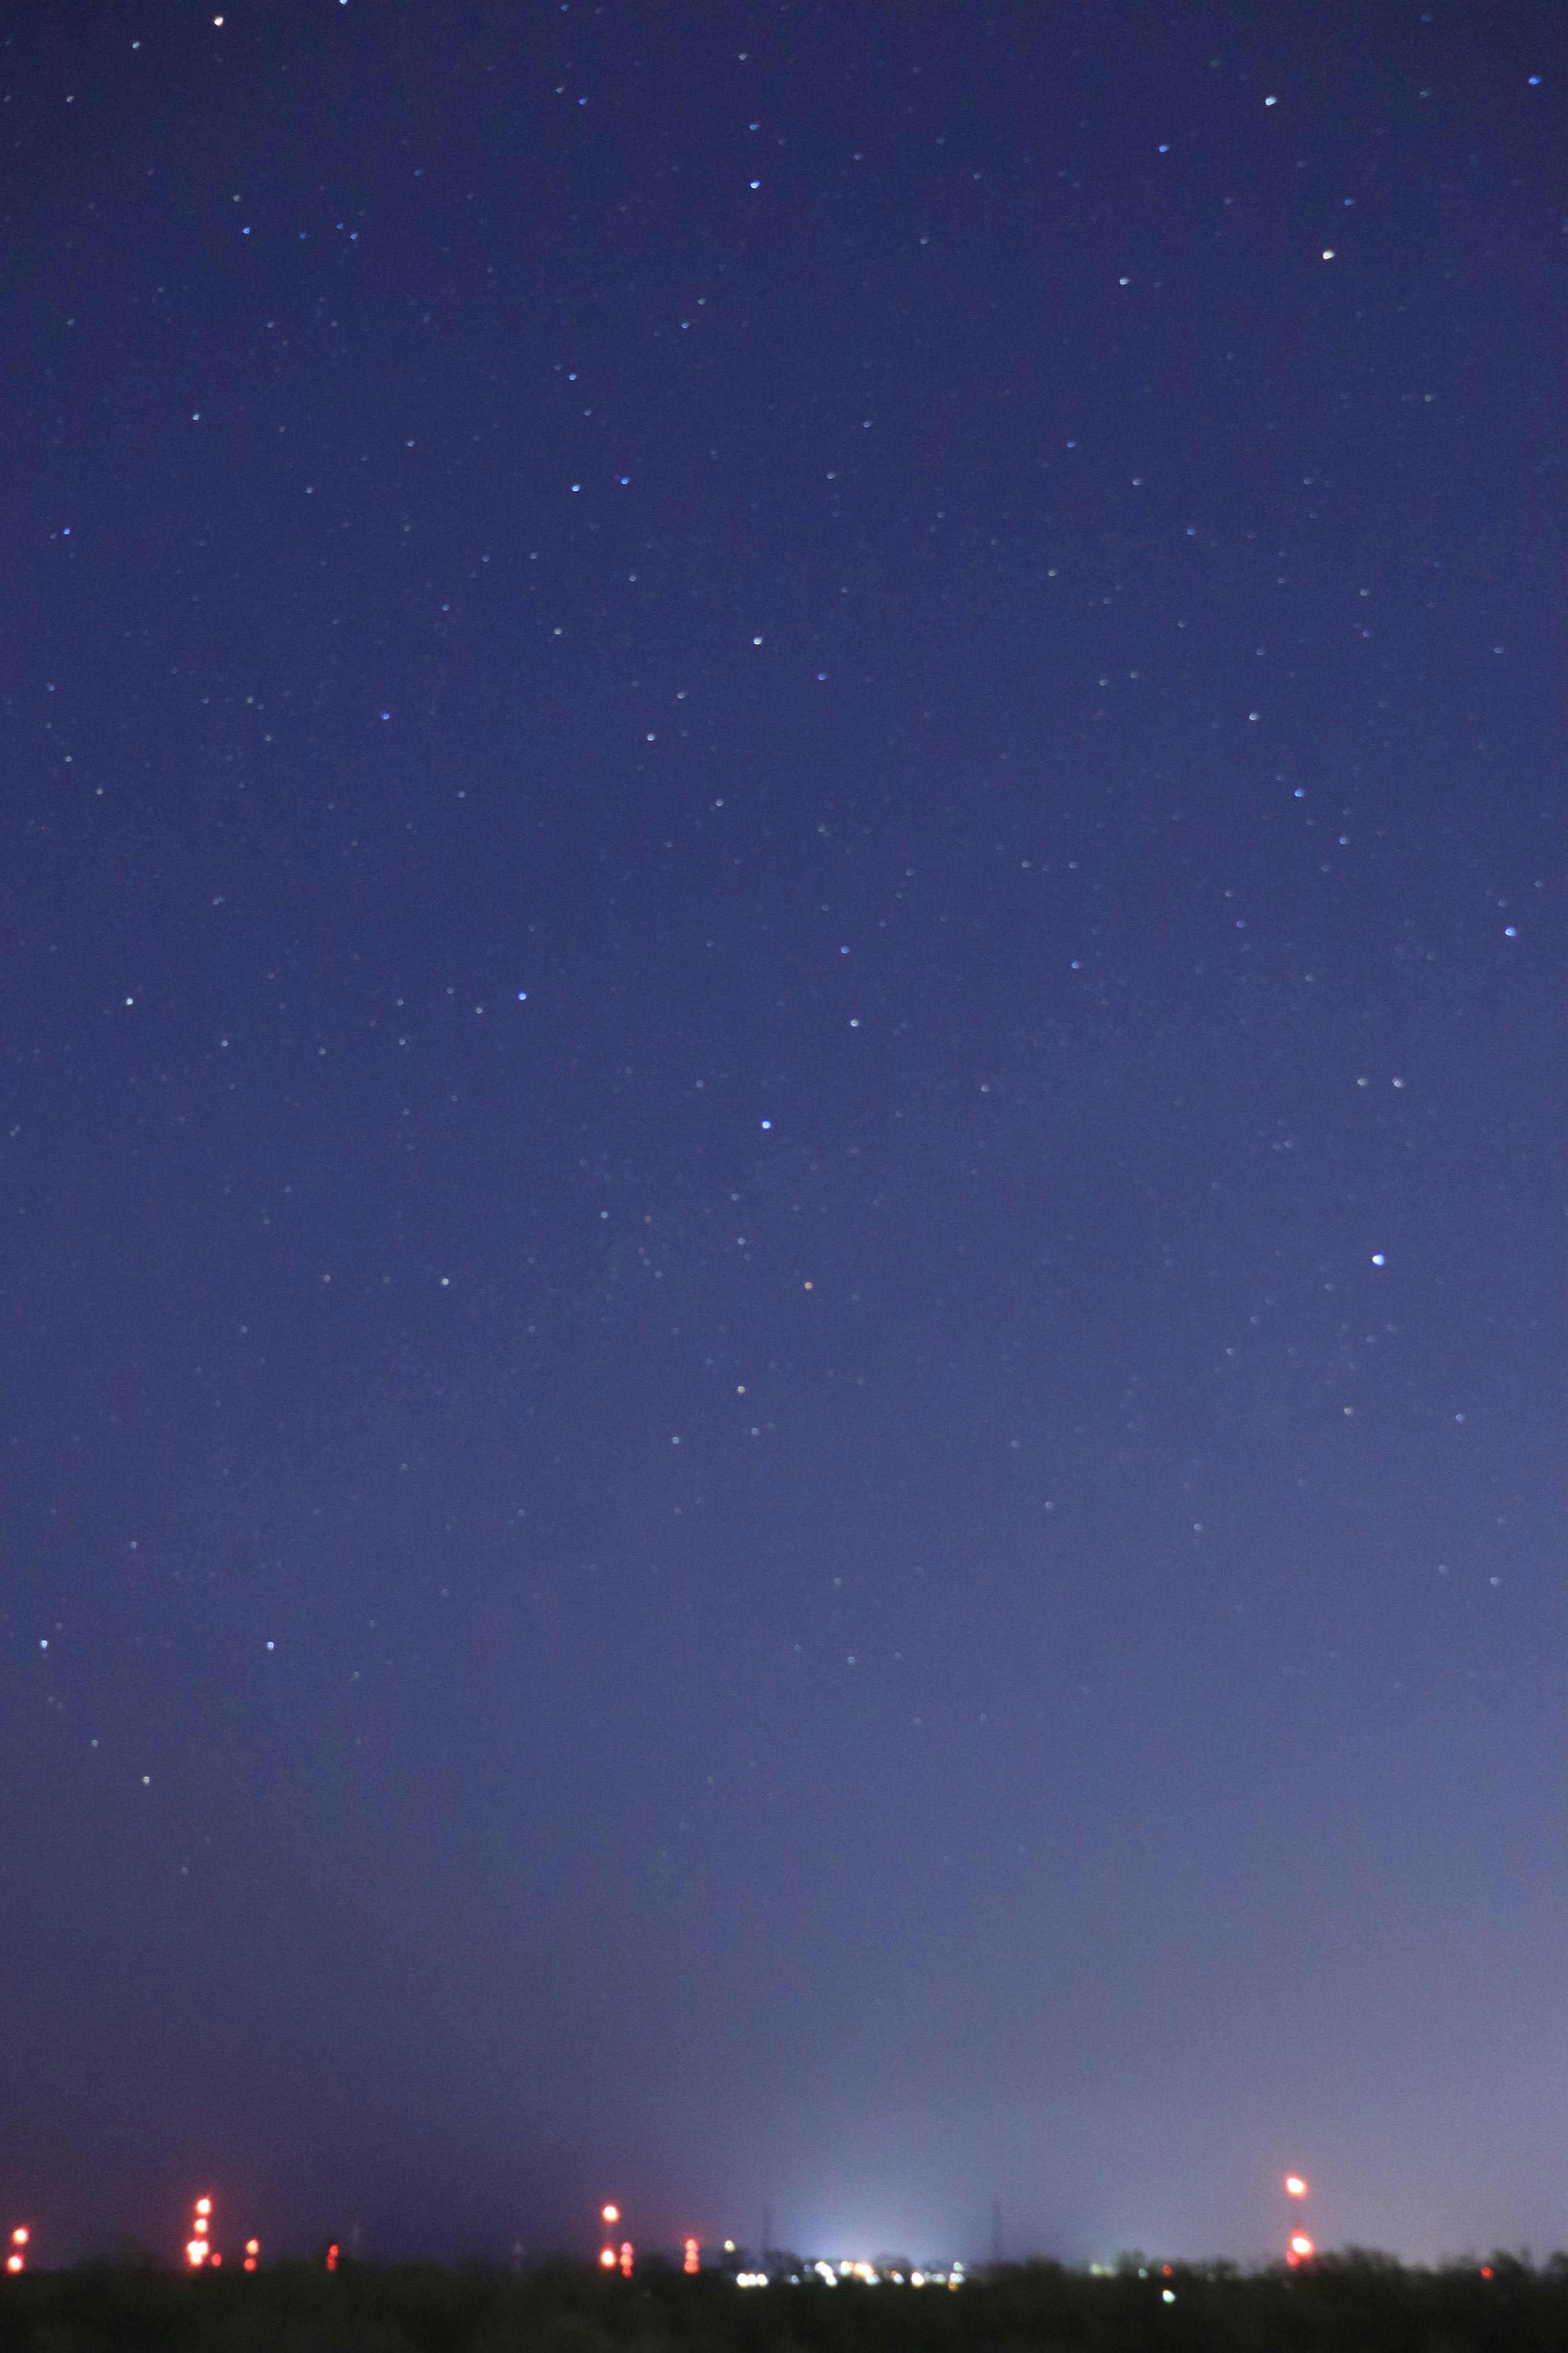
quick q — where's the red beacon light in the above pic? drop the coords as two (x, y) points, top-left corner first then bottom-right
(1287, 2233), (1314, 2265)
(244, 2240), (260, 2273)
(187, 2194), (215, 2268)
(599, 2247), (618, 2271)
(1284, 2175), (1307, 2199)
(326, 2245), (340, 2274)
(6, 2226), (28, 2275)
(684, 2238), (700, 2276)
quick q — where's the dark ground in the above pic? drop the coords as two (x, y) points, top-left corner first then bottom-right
(2, 2251), (1564, 2353)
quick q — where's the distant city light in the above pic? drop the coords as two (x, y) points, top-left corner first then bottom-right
(601, 2204), (620, 2225)
(1288, 2233), (1314, 2262)
(775, 2257), (965, 2292)
(1285, 2175), (1308, 2198)
(7, 2226), (28, 2275)
(186, 2240), (208, 2268)
(619, 2241), (634, 2278)
(244, 2239), (259, 2272)
(736, 2272), (769, 2288)
(684, 2238), (700, 2275)
(599, 2247), (618, 2271)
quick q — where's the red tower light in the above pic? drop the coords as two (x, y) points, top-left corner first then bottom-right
(599, 2247), (618, 2271)
(5, 2228), (26, 2277)
(619, 2242), (634, 2279)
(684, 2238), (700, 2276)
(186, 2197), (216, 2267)
(1287, 2233), (1314, 2264)
(326, 2244), (340, 2274)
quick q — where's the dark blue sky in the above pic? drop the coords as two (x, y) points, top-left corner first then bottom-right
(1, 0), (1562, 2271)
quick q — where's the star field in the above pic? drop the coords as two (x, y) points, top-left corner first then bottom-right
(0, 0), (1562, 2270)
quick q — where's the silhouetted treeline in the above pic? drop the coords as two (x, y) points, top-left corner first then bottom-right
(2, 2248), (1566, 2353)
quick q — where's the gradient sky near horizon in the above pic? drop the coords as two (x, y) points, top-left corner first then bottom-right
(1, 0), (1563, 2272)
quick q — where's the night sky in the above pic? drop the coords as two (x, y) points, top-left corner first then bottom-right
(2, 0), (1562, 2273)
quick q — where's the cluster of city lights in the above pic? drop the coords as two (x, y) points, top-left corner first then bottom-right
(738, 2259), (965, 2289)
(1, 2169), (1409, 2285)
